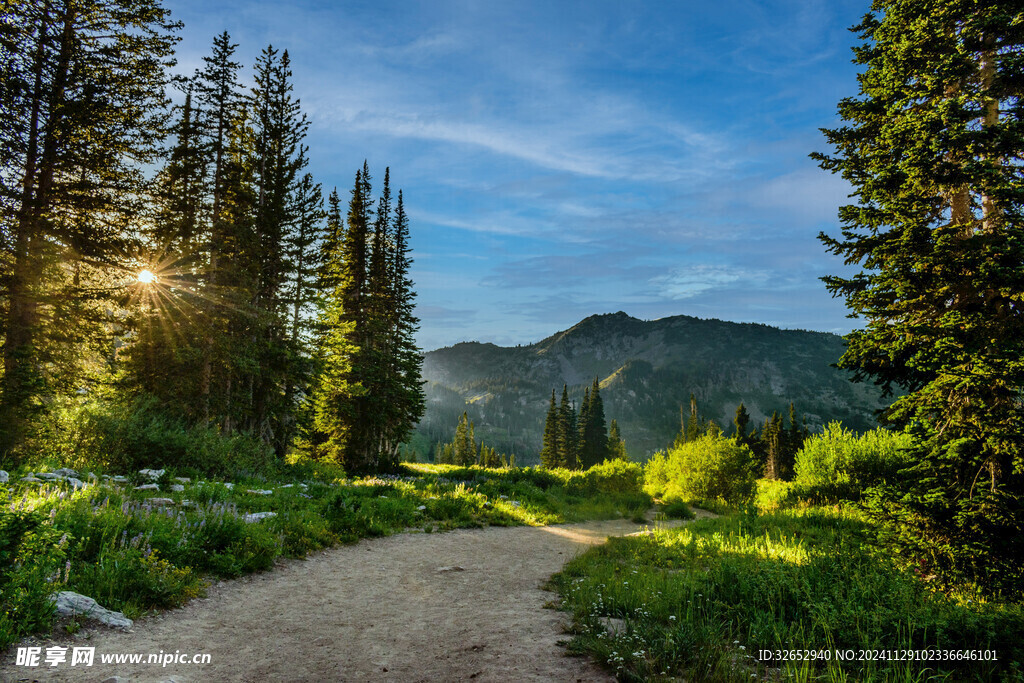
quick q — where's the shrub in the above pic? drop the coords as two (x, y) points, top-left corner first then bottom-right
(754, 478), (793, 512)
(565, 459), (644, 496)
(37, 397), (275, 478)
(0, 504), (68, 648)
(792, 423), (913, 503)
(643, 435), (758, 506)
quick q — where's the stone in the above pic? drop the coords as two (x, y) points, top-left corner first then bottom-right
(135, 483), (160, 491)
(173, 476), (191, 483)
(102, 677), (129, 683)
(247, 489), (273, 495)
(139, 468), (165, 480)
(51, 591), (133, 629)
(37, 472), (63, 480)
(146, 498), (175, 506)
(0, 470), (8, 483)
(437, 566), (465, 572)
(223, 482), (234, 490)
(66, 477), (88, 490)
(53, 467), (78, 477)
(243, 512), (277, 523)
(111, 475), (129, 483)
(20, 476), (43, 483)
(170, 484), (185, 492)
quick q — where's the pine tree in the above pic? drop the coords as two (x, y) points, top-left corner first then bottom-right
(761, 413), (785, 480)
(733, 403), (751, 443)
(580, 377), (608, 468)
(539, 390), (561, 468)
(0, 0), (179, 453)
(814, 0), (1024, 593)
(685, 393), (701, 443)
(558, 385), (578, 469)
(607, 419), (627, 460)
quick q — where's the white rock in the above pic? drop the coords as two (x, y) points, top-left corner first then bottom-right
(417, 505), (427, 511)
(51, 591), (133, 629)
(139, 468), (165, 480)
(243, 512), (277, 523)
(66, 477), (88, 489)
(146, 497), (175, 506)
(170, 484), (185, 492)
(54, 467), (78, 477)
(247, 489), (273, 495)
(223, 482), (234, 490)
(20, 476), (43, 483)
(135, 483), (160, 491)
(279, 483), (293, 488)
(37, 472), (62, 480)
(0, 470), (8, 483)
(111, 475), (129, 483)
(173, 476), (191, 483)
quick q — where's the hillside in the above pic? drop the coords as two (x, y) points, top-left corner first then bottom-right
(413, 312), (886, 463)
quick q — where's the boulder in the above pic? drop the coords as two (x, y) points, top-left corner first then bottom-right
(37, 472), (62, 480)
(20, 476), (43, 483)
(170, 484), (185, 493)
(135, 483), (160, 491)
(54, 468), (78, 477)
(66, 478), (88, 490)
(173, 476), (191, 483)
(247, 489), (273, 495)
(0, 470), (8, 483)
(51, 591), (133, 629)
(146, 498), (175, 506)
(139, 468), (165, 480)
(243, 511), (277, 523)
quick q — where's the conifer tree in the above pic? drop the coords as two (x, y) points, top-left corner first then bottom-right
(539, 390), (561, 468)
(733, 403), (751, 443)
(814, 0), (1024, 591)
(761, 413), (785, 480)
(558, 385), (578, 469)
(0, 0), (179, 453)
(580, 377), (608, 468)
(607, 419), (627, 460)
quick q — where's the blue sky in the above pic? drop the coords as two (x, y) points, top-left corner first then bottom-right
(165, 0), (870, 350)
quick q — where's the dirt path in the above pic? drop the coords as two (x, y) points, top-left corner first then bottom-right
(2, 514), (702, 683)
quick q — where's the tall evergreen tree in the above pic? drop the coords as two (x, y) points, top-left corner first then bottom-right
(539, 390), (561, 468)
(0, 0), (179, 454)
(579, 377), (608, 468)
(558, 384), (578, 469)
(814, 0), (1024, 592)
(607, 419), (627, 461)
(733, 403), (751, 443)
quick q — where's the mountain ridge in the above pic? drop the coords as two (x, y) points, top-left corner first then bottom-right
(413, 312), (885, 463)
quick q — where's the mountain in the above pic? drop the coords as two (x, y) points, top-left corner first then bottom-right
(412, 312), (886, 464)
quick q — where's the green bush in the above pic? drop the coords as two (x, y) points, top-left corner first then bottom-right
(792, 423), (913, 503)
(565, 459), (644, 496)
(754, 478), (794, 512)
(0, 504), (68, 648)
(644, 434), (758, 506)
(37, 397), (275, 478)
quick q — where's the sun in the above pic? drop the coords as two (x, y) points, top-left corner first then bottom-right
(138, 269), (155, 284)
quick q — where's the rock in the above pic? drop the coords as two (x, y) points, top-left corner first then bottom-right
(600, 617), (628, 637)
(102, 677), (129, 683)
(170, 484), (185, 492)
(243, 512), (277, 523)
(279, 483), (293, 488)
(0, 470), (8, 483)
(37, 472), (63, 480)
(111, 475), (129, 483)
(417, 505), (427, 511)
(139, 468), (165, 480)
(20, 476), (43, 483)
(247, 489), (273, 495)
(135, 483), (160, 491)
(51, 591), (133, 629)
(223, 482), (234, 490)
(173, 476), (191, 483)
(54, 467), (78, 477)
(66, 477), (88, 489)
(437, 566), (465, 573)
(146, 497), (175, 506)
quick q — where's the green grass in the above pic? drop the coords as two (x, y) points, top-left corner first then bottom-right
(0, 460), (650, 648)
(549, 507), (1024, 682)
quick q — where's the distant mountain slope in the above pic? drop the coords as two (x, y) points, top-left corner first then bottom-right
(414, 312), (885, 463)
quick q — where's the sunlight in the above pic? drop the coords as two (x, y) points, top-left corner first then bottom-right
(138, 269), (155, 284)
